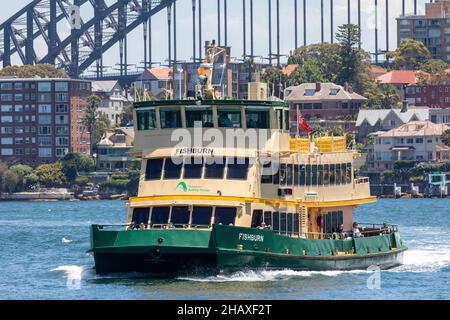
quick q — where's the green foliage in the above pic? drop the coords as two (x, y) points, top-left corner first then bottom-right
(62, 153), (96, 181)
(441, 129), (450, 147)
(34, 163), (66, 187)
(261, 66), (287, 98)
(130, 159), (142, 171)
(380, 169), (397, 183)
(420, 59), (449, 74)
(287, 59), (329, 86)
(119, 103), (134, 127)
(0, 162), (19, 194)
(9, 164), (33, 191)
(127, 170), (140, 197)
(99, 179), (130, 192)
(0, 64), (68, 78)
(74, 176), (90, 187)
(387, 39), (431, 70)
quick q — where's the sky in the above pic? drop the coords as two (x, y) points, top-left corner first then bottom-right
(0, 0), (432, 75)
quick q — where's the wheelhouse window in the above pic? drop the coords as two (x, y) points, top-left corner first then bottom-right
(145, 158), (164, 180)
(170, 206), (190, 226)
(204, 157), (226, 179)
(245, 109), (270, 129)
(226, 157), (249, 180)
(218, 108), (242, 128)
(136, 109), (156, 130)
(160, 107), (182, 128)
(185, 107), (213, 128)
(163, 157), (183, 179)
(132, 208), (150, 225)
(214, 207), (237, 225)
(183, 157), (204, 179)
(151, 206), (170, 225)
(191, 206), (213, 226)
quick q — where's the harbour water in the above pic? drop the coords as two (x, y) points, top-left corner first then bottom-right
(0, 199), (449, 300)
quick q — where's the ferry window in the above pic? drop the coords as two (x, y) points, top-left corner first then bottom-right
(330, 164), (336, 185)
(245, 109), (270, 129)
(226, 157), (249, 180)
(160, 108), (182, 129)
(251, 210), (263, 228)
(318, 165), (323, 185)
(335, 164), (341, 185)
(214, 207), (237, 226)
(185, 108), (213, 128)
(151, 206), (170, 225)
(284, 110), (290, 131)
(264, 211), (272, 227)
(293, 165), (299, 185)
(132, 208), (150, 225)
(191, 206), (213, 226)
(276, 109), (283, 130)
(204, 157), (226, 179)
(341, 163), (347, 184)
(183, 157), (204, 179)
(280, 212), (287, 234)
(279, 164), (293, 186)
(163, 157), (183, 179)
(294, 214), (300, 234)
(261, 161), (273, 184)
(272, 163), (280, 184)
(287, 213), (294, 234)
(346, 163), (352, 183)
(279, 164), (287, 186)
(272, 212), (280, 232)
(305, 165), (312, 186)
(311, 165), (318, 186)
(299, 164), (306, 186)
(323, 164), (330, 186)
(170, 206), (190, 226)
(286, 164), (293, 185)
(136, 110), (156, 130)
(145, 158), (164, 180)
(218, 108), (242, 128)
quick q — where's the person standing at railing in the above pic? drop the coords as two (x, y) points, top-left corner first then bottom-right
(352, 222), (363, 238)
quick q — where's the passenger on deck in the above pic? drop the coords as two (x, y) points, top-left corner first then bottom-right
(337, 224), (346, 239)
(257, 222), (267, 230)
(352, 222), (363, 238)
(218, 113), (233, 127)
(127, 221), (136, 230)
(265, 224), (272, 230)
(139, 223), (146, 230)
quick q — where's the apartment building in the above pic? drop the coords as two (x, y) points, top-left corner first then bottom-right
(0, 78), (91, 167)
(397, 0), (450, 62)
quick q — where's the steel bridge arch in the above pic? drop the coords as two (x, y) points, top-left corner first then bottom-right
(0, 0), (175, 77)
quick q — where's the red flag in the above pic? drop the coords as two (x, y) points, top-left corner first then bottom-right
(298, 114), (312, 134)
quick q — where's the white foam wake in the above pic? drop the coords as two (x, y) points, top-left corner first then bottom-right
(51, 265), (84, 280)
(61, 237), (73, 244)
(390, 248), (450, 273)
(178, 269), (368, 282)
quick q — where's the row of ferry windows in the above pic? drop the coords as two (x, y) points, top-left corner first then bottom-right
(251, 210), (300, 235)
(136, 108), (290, 130)
(145, 157), (250, 181)
(132, 206), (237, 226)
(261, 162), (353, 186)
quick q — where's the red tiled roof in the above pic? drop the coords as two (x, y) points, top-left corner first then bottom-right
(147, 67), (172, 80)
(282, 64), (299, 76)
(375, 70), (429, 85)
(369, 65), (388, 78)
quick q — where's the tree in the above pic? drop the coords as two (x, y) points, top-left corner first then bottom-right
(0, 64), (68, 78)
(34, 163), (66, 187)
(335, 24), (366, 91)
(380, 84), (402, 109)
(261, 66), (287, 98)
(119, 103), (134, 127)
(420, 59), (449, 74)
(62, 153), (96, 181)
(83, 95), (111, 154)
(0, 162), (19, 194)
(243, 58), (257, 82)
(10, 164), (33, 192)
(288, 59), (328, 86)
(441, 129), (450, 147)
(387, 39), (431, 70)
(288, 43), (341, 79)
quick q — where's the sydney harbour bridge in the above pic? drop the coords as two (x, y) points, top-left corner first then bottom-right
(0, 0), (434, 84)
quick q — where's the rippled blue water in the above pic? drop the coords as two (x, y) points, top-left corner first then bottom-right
(0, 199), (449, 300)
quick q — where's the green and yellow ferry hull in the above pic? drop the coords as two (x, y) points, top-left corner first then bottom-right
(90, 224), (406, 275)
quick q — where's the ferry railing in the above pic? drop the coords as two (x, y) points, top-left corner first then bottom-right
(94, 223), (213, 231)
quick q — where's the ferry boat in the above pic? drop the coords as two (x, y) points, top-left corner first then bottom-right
(89, 42), (406, 275)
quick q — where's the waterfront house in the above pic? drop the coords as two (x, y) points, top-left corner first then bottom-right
(96, 127), (134, 172)
(92, 80), (129, 125)
(375, 70), (429, 100)
(134, 67), (172, 99)
(285, 82), (367, 135)
(369, 121), (450, 173)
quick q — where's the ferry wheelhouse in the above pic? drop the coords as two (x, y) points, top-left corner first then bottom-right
(89, 42), (406, 275)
